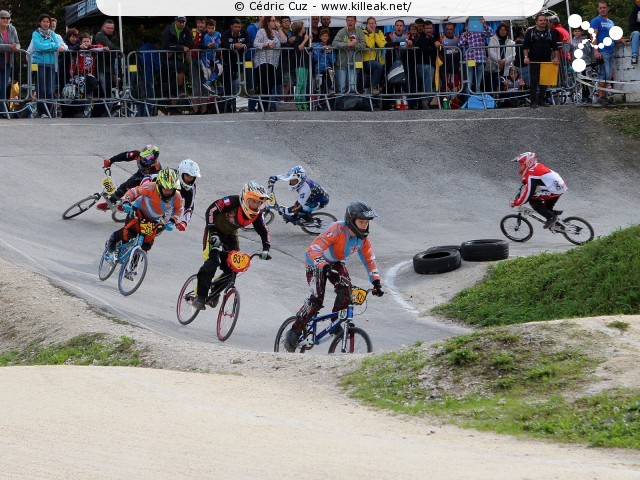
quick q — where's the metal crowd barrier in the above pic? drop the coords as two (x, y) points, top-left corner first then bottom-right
(0, 42), (588, 119)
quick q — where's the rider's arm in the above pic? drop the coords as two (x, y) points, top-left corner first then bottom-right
(121, 183), (144, 204)
(358, 237), (381, 283)
(512, 178), (531, 207)
(306, 223), (342, 269)
(168, 193), (184, 224)
(108, 150), (140, 165)
(252, 214), (271, 252)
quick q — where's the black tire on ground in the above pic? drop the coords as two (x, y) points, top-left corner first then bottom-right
(426, 244), (462, 253)
(460, 239), (509, 262)
(413, 249), (462, 274)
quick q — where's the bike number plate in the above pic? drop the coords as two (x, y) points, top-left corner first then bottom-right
(140, 221), (154, 236)
(228, 251), (251, 273)
(268, 192), (276, 207)
(351, 288), (367, 306)
(102, 177), (116, 195)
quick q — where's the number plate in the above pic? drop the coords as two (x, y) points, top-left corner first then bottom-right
(102, 177), (116, 195)
(351, 288), (368, 306)
(268, 192), (276, 207)
(228, 251), (251, 273)
(140, 221), (154, 236)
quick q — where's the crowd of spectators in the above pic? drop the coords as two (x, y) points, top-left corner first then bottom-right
(0, 5), (637, 118)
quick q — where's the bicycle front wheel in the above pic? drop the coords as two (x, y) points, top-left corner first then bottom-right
(328, 326), (372, 353)
(118, 247), (148, 296)
(62, 194), (99, 220)
(217, 287), (240, 341)
(500, 214), (533, 242)
(176, 274), (201, 325)
(300, 212), (337, 236)
(241, 210), (275, 230)
(561, 217), (594, 245)
(98, 247), (116, 281)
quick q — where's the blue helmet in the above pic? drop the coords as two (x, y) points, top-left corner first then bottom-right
(280, 166), (307, 191)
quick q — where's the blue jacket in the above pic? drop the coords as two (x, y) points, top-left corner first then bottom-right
(31, 29), (60, 65)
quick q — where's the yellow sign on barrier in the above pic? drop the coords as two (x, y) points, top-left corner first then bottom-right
(31, 64), (38, 72)
(129, 64), (138, 73)
(355, 61), (363, 69)
(539, 62), (559, 86)
(244, 61), (253, 69)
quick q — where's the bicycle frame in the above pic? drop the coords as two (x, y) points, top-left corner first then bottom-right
(115, 219), (162, 265)
(516, 205), (567, 232)
(298, 305), (355, 349)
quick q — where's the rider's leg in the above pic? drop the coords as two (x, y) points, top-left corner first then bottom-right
(107, 216), (138, 251)
(292, 265), (327, 333)
(529, 198), (558, 228)
(330, 263), (351, 336)
(195, 250), (221, 305)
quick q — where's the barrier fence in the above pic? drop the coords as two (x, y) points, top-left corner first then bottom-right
(0, 43), (600, 118)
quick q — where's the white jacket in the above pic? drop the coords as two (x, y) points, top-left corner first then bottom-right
(487, 36), (515, 75)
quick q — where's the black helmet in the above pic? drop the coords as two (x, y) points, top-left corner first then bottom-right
(344, 201), (378, 239)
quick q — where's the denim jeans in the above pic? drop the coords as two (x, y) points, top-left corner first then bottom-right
(336, 67), (356, 93)
(598, 52), (614, 81)
(421, 64), (435, 100)
(631, 31), (639, 57)
(0, 63), (10, 114)
(362, 60), (383, 88)
(464, 62), (485, 95)
(35, 64), (55, 116)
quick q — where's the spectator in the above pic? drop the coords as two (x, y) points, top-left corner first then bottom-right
(277, 17), (296, 100)
(361, 17), (385, 95)
(320, 16), (339, 43)
(313, 28), (336, 102)
(161, 16), (193, 112)
(62, 28), (79, 48)
(49, 18), (67, 51)
(513, 27), (529, 84)
(91, 20), (118, 116)
(414, 18), (425, 36)
(549, 15), (570, 43)
(310, 16), (321, 43)
(190, 17), (208, 115)
(202, 19), (222, 96)
(290, 21), (310, 110)
(591, 1), (625, 105)
(59, 28), (79, 94)
(486, 23), (515, 92)
(570, 27), (594, 103)
(458, 16), (494, 95)
(523, 12), (559, 108)
(253, 16), (282, 109)
(67, 32), (100, 101)
(0, 10), (19, 117)
(332, 16), (366, 93)
(136, 37), (161, 116)
(385, 19), (411, 101)
(31, 13), (63, 118)
(628, 0), (640, 65)
(440, 22), (462, 104)
(220, 18), (250, 113)
(414, 20), (441, 108)
(500, 65), (527, 108)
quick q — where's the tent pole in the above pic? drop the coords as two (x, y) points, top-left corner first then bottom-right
(118, 2), (125, 92)
(564, 0), (571, 18)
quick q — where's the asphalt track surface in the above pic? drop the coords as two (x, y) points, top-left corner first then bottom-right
(2, 107), (639, 352)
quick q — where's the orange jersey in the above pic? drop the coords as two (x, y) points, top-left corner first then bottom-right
(306, 221), (380, 282)
(122, 182), (184, 224)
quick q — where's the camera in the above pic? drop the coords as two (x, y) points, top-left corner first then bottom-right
(400, 41), (406, 47)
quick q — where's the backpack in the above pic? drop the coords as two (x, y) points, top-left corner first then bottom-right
(461, 94), (495, 110)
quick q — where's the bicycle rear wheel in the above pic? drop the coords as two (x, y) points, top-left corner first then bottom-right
(217, 287), (240, 341)
(62, 194), (99, 220)
(274, 316), (312, 353)
(118, 247), (148, 296)
(98, 247), (116, 281)
(328, 326), (372, 353)
(500, 214), (533, 242)
(561, 217), (594, 245)
(176, 274), (201, 325)
(300, 212), (337, 236)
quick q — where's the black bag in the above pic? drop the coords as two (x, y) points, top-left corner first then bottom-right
(334, 95), (370, 111)
(387, 59), (406, 85)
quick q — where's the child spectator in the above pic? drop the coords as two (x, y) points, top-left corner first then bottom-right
(500, 66), (527, 108)
(202, 19), (222, 94)
(66, 32), (100, 98)
(313, 29), (335, 95)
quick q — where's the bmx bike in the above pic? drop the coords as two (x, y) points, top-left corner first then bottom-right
(62, 167), (126, 223)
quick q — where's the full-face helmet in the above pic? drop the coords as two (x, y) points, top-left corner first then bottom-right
(138, 144), (160, 174)
(155, 168), (180, 201)
(280, 165), (307, 191)
(344, 201), (378, 239)
(177, 159), (201, 191)
(240, 181), (269, 218)
(511, 152), (537, 176)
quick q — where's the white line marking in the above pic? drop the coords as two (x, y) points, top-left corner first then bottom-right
(385, 260), (420, 315)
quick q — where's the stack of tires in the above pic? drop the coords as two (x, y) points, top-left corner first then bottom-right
(413, 239), (509, 275)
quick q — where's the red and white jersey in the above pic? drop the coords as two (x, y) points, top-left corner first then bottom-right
(513, 163), (567, 206)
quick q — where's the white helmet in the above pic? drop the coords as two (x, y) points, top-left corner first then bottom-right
(177, 159), (201, 191)
(279, 165), (307, 191)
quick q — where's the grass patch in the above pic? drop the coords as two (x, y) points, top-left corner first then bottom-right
(603, 111), (640, 140)
(342, 324), (640, 449)
(0, 333), (141, 367)
(608, 320), (630, 332)
(433, 226), (640, 326)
